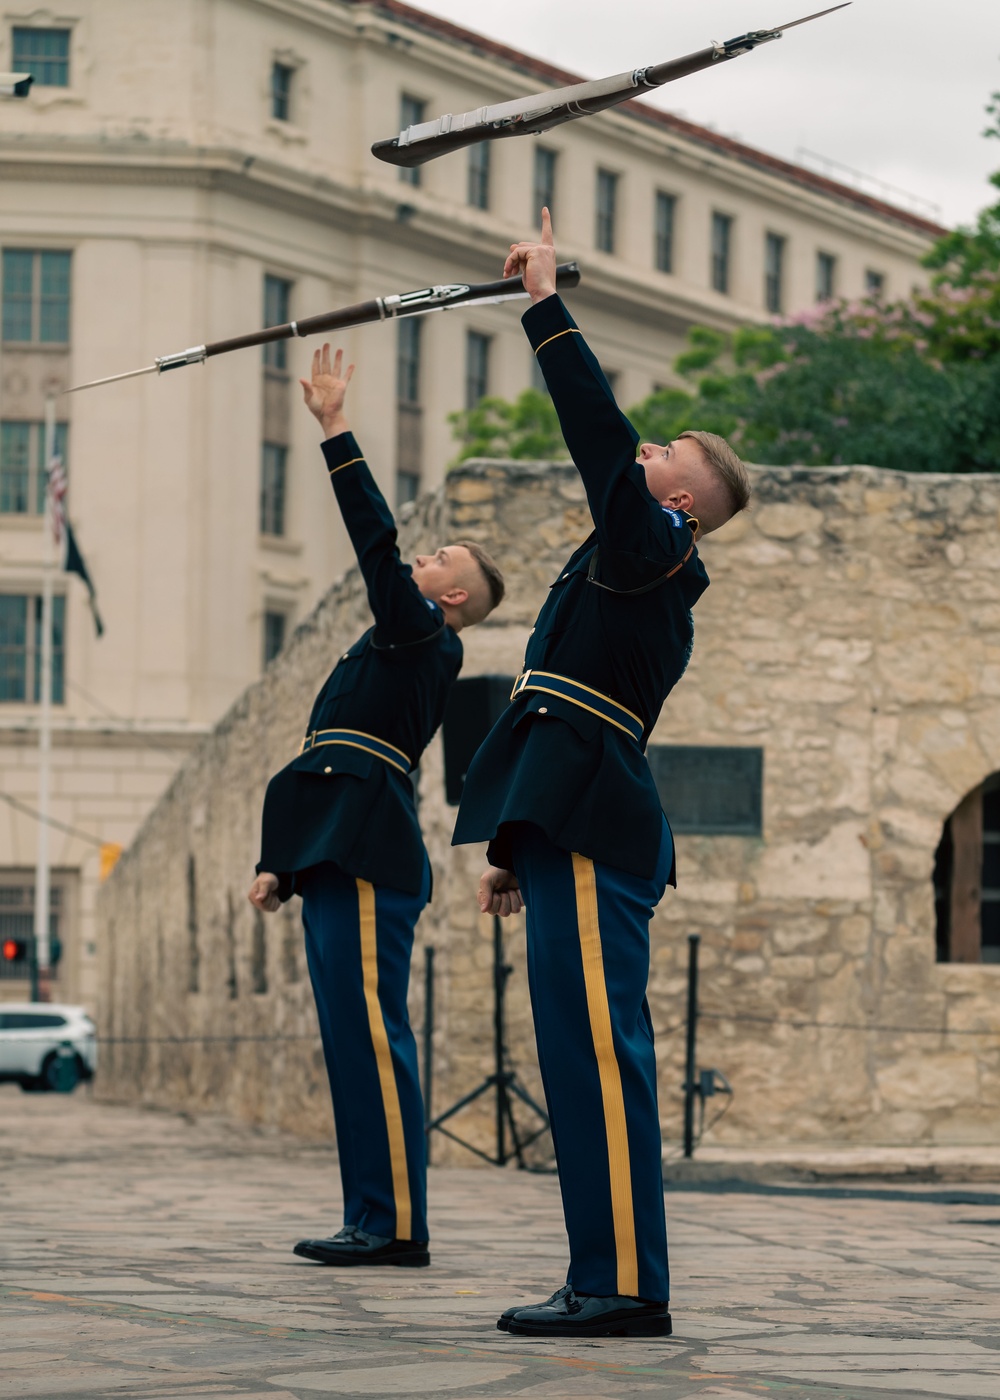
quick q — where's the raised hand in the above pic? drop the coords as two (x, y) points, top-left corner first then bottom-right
(299, 344), (355, 437)
(503, 207), (558, 305)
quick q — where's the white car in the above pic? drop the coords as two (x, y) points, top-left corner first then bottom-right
(0, 1003), (97, 1092)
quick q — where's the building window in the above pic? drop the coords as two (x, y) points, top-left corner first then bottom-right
(654, 191), (676, 274)
(711, 213), (732, 295)
(467, 142), (490, 210)
(595, 169), (618, 253)
(271, 62), (293, 121)
(0, 594), (66, 704)
(934, 776), (1000, 964)
(396, 318), (422, 506)
(816, 251), (837, 302)
(262, 275), (292, 372)
(260, 443), (287, 537)
(399, 95), (425, 187)
(397, 317), (421, 405)
(533, 147), (557, 225)
(0, 886), (63, 981)
(2, 250), (71, 344)
(465, 331), (491, 410)
(262, 609), (287, 668)
(765, 232), (785, 314)
(865, 269), (885, 297)
(1, 421), (67, 515)
(12, 27), (70, 87)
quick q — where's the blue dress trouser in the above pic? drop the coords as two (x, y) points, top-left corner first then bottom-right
(300, 861), (430, 1243)
(509, 820), (672, 1303)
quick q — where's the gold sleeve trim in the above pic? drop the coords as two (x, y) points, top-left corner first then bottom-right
(328, 455), (365, 476)
(533, 328), (582, 356)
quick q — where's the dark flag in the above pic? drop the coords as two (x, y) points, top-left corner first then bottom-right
(47, 454), (104, 638)
(64, 521), (104, 638)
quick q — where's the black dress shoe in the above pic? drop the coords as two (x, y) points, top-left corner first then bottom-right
(505, 1288), (671, 1337)
(293, 1224), (429, 1268)
(497, 1283), (572, 1331)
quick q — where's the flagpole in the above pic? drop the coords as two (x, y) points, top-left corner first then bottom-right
(32, 395), (56, 1002)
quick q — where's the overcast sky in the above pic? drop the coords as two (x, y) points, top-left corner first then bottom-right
(420, 0), (999, 229)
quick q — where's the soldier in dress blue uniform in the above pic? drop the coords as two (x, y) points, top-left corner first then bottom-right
(453, 212), (752, 1336)
(249, 345), (504, 1270)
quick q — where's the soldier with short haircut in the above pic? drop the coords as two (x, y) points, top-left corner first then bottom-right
(454, 211), (751, 1337)
(250, 345), (503, 1270)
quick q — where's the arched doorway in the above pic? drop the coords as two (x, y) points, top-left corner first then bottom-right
(934, 774), (1000, 963)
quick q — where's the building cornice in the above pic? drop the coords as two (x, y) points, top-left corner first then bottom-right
(0, 137), (775, 333)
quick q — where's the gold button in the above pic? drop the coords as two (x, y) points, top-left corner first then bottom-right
(529, 627), (535, 635)
(342, 653), (349, 661)
(324, 766), (332, 774)
(538, 706), (548, 714)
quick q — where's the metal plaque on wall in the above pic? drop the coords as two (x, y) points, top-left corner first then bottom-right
(648, 745), (764, 836)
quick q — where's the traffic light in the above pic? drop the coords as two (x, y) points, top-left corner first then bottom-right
(2, 937), (28, 962)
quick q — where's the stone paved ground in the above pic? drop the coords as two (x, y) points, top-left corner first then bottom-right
(3, 1088), (1000, 1400)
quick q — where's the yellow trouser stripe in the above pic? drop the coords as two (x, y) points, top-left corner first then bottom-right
(571, 853), (638, 1296)
(357, 879), (412, 1240)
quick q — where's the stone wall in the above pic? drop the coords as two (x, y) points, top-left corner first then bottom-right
(97, 461), (1000, 1153)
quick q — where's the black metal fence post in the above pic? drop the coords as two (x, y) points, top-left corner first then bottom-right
(683, 933), (700, 1159)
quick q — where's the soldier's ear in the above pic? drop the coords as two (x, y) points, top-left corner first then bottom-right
(440, 586), (470, 608)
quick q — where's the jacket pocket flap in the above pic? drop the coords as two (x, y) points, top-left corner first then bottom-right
(512, 692), (602, 742)
(291, 745), (374, 780)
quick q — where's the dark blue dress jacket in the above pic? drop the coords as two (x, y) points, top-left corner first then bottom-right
(259, 432), (463, 897)
(452, 295), (709, 882)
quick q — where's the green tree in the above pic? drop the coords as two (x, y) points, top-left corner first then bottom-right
(448, 388), (568, 464)
(450, 92), (1000, 474)
(624, 90), (1000, 474)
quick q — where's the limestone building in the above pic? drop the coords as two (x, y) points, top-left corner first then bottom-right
(97, 460), (1000, 1151)
(0, 0), (942, 1005)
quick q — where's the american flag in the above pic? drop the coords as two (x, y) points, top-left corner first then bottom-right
(46, 452), (67, 550)
(46, 448), (104, 637)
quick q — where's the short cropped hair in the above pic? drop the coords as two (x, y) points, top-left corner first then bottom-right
(456, 539), (505, 616)
(678, 430), (752, 517)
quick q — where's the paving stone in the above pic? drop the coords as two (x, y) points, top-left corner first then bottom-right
(3, 1089), (1000, 1399)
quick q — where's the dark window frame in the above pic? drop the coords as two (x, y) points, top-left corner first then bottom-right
(711, 213), (732, 295)
(260, 442), (288, 537)
(816, 251), (836, 302)
(654, 191), (677, 274)
(2, 249), (72, 345)
(1, 420), (68, 515)
(465, 330), (491, 410)
(467, 142), (491, 210)
(765, 231), (786, 314)
(262, 608), (288, 668)
(0, 593), (66, 705)
(11, 27), (70, 87)
(262, 274), (292, 372)
(595, 168), (618, 254)
(399, 94), (426, 187)
(271, 61), (294, 122)
(533, 146), (557, 226)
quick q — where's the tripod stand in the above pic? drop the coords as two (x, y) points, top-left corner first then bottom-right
(426, 915), (550, 1167)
